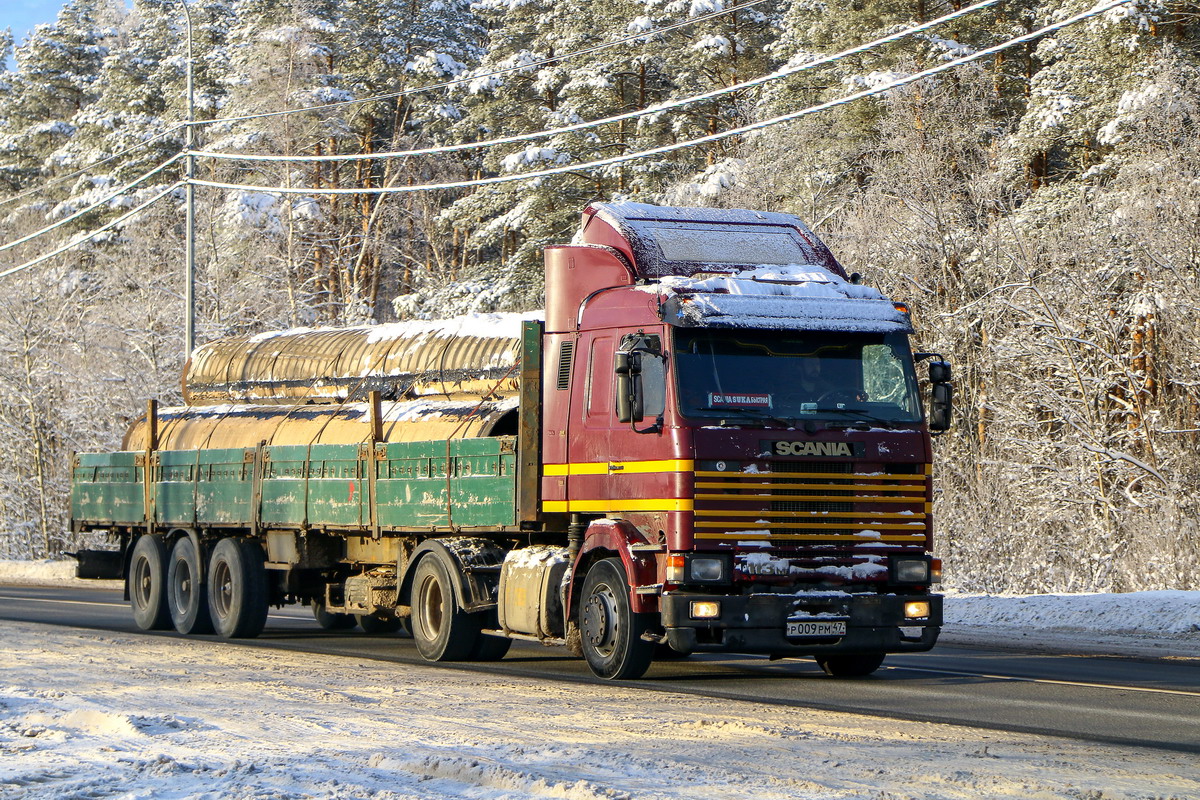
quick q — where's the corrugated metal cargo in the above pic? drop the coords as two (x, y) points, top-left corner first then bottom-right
(122, 399), (519, 451)
(183, 315), (534, 406)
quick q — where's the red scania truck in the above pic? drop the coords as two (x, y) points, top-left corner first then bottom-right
(71, 202), (952, 680)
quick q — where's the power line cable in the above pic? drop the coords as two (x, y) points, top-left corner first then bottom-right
(0, 183), (182, 279)
(0, 125), (184, 210)
(191, 0), (1128, 197)
(0, 153), (184, 252)
(0, 0), (767, 212)
(192, 0), (1005, 165)
(191, 0), (772, 129)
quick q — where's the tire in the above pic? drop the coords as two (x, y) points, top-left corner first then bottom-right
(357, 612), (404, 634)
(129, 534), (172, 631)
(468, 634), (513, 661)
(312, 598), (356, 631)
(207, 538), (268, 639)
(168, 536), (213, 635)
(815, 653), (886, 677)
(467, 609), (511, 661)
(654, 643), (690, 660)
(579, 558), (654, 680)
(410, 555), (481, 661)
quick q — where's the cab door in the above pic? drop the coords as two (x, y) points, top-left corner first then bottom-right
(566, 326), (671, 516)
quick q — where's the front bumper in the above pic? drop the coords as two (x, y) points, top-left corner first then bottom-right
(660, 590), (942, 656)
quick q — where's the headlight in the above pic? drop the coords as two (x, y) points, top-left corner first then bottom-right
(690, 557), (725, 582)
(665, 554), (731, 585)
(890, 556), (930, 584)
(690, 600), (721, 619)
(904, 601), (931, 619)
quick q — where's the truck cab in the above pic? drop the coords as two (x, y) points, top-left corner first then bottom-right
(538, 202), (950, 679)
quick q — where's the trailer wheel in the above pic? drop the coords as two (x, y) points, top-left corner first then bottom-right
(168, 536), (213, 635)
(410, 555), (481, 661)
(311, 599), (356, 631)
(130, 534), (171, 631)
(815, 653), (885, 677)
(579, 558), (654, 680)
(357, 612), (405, 635)
(207, 538), (268, 639)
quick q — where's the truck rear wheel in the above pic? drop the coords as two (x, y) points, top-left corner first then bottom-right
(579, 558), (653, 680)
(130, 534), (171, 631)
(207, 538), (268, 639)
(410, 555), (481, 661)
(168, 536), (213, 635)
(357, 612), (405, 634)
(312, 599), (356, 630)
(815, 653), (886, 677)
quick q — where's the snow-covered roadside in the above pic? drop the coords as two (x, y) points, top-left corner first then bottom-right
(2, 620), (1198, 800)
(941, 591), (1200, 660)
(5, 559), (1199, 659)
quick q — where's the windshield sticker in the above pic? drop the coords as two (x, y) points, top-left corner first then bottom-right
(708, 393), (773, 409)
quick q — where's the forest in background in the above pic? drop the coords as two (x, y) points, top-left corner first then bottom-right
(0, 0), (1197, 593)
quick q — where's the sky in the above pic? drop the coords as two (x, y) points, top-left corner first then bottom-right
(4, 0), (68, 51)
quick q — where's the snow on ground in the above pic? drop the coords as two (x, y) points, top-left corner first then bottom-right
(2, 561), (1200, 799)
(3, 621), (1199, 800)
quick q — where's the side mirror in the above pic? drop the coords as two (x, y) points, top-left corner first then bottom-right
(929, 382), (953, 431)
(615, 350), (643, 423)
(928, 360), (952, 432)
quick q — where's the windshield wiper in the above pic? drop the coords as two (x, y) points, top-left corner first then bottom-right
(809, 407), (898, 426)
(703, 407), (796, 428)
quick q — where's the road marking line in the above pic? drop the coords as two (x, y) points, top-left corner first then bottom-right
(1, 594), (313, 628)
(0, 595), (125, 609)
(888, 664), (1200, 698)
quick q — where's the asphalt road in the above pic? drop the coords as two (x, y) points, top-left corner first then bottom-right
(4, 582), (1199, 754)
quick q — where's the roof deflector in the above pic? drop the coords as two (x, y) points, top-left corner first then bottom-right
(581, 202), (845, 280)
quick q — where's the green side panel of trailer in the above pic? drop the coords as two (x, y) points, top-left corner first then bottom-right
(71, 436), (518, 532)
(155, 450), (198, 526)
(259, 445), (311, 527)
(374, 437), (517, 528)
(280, 444), (366, 528)
(195, 448), (254, 525)
(71, 452), (143, 525)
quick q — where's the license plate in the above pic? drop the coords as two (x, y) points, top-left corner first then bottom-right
(786, 620), (846, 637)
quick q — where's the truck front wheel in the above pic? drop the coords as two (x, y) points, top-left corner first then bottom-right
(207, 538), (268, 639)
(410, 555), (481, 661)
(130, 534), (171, 631)
(815, 653), (885, 677)
(579, 558), (653, 680)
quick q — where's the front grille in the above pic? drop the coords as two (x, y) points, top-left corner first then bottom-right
(692, 461), (930, 546)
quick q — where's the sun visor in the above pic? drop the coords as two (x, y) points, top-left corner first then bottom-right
(661, 294), (913, 334)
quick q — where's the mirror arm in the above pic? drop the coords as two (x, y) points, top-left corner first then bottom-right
(632, 414), (664, 435)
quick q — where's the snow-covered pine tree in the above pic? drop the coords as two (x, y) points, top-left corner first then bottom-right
(0, 0), (118, 193)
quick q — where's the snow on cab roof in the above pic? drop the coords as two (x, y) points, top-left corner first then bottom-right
(643, 263), (913, 334)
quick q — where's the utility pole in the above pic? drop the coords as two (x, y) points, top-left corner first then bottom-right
(179, 0), (196, 357)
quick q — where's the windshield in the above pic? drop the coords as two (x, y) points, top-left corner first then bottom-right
(674, 329), (921, 424)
